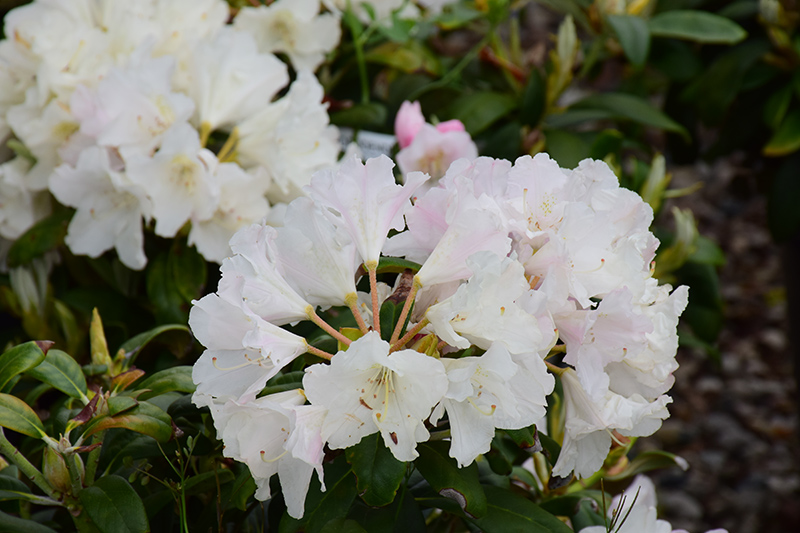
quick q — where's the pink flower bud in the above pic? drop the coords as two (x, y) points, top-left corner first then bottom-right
(394, 101), (425, 148)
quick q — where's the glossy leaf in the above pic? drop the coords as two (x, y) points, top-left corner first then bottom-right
(0, 393), (45, 438)
(26, 349), (88, 401)
(346, 432), (406, 507)
(648, 10), (747, 44)
(136, 366), (195, 400)
(330, 104), (388, 131)
(146, 253), (186, 324)
(0, 473), (33, 501)
(607, 14), (650, 66)
(0, 341), (49, 392)
(604, 450), (689, 481)
(6, 210), (72, 268)
(520, 68), (546, 127)
(443, 92), (516, 136)
(79, 475), (149, 533)
(467, 486), (573, 533)
(539, 490), (608, 517)
(117, 324), (190, 367)
(505, 424), (542, 452)
(414, 441), (487, 519)
(83, 401), (173, 442)
(764, 109), (800, 157)
(168, 238), (207, 302)
(376, 256), (421, 274)
(571, 93), (688, 137)
(107, 396), (138, 417)
(0, 510), (58, 532)
(280, 457), (357, 533)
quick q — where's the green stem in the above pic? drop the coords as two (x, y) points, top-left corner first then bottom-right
(0, 429), (57, 499)
(66, 454), (83, 496)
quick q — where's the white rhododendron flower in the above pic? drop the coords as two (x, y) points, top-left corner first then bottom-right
(304, 332), (448, 461)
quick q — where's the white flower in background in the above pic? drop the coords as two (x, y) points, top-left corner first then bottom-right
(304, 332), (448, 461)
(0, 158), (50, 240)
(49, 146), (149, 270)
(580, 475), (729, 533)
(125, 122), (220, 238)
(211, 390), (327, 519)
(182, 27), (289, 132)
(237, 70), (340, 204)
(235, 0), (341, 72)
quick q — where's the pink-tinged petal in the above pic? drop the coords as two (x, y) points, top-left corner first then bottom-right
(434, 119), (465, 133)
(307, 154), (429, 266)
(394, 101), (424, 149)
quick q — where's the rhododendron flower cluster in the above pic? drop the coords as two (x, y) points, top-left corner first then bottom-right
(191, 151), (688, 518)
(0, 0), (341, 267)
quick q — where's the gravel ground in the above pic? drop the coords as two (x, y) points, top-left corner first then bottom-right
(646, 156), (800, 533)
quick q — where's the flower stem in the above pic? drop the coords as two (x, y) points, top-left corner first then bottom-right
(0, 429), (58, 499)
(390, 318), (429, 352)
(345, 293), (370, 335)
(368, 265), (381, 336)
(389, 278), (420, 345)
(305, 344), (334, 361)
(308, 308), (352, 347)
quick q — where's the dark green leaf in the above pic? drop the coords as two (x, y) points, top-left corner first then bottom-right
(107, 396), (138, 417)
(146, 253), (186, 324)
(571, 93), (688, 137)
(676, 262), (723, 343)
(348, 486), (426, 533)
(6, 210), (73, 267)
(414, 441), (487, 519)
(649, 10), (747, 44)
(520, 69), (546, 127)
(0, 509), (58, 532)
(505, 424), (541, 451)
(169, 238), (207, 302)
(26, 349), (87, 400)
(568, 499), (607, 530)
(604, 450), (688, 481)
(320, 518), (368, 533)
(688, 235), (726, 266)
(183, 469), (235, 496)
(0, 393), (45, 438)
(331, 104), (388, 131)
(544, 109), (615, 129)
(346, 433), (406, 507)
(220, 466), (256, 512)
(117, 324), (190, 367)
(764, 109), (800, 157)
(539, 490), (607, 517)
(443, 92), (516, 136)
(763, 85), (793, 131)
(544, 129), (590, 169)
(467, 486), (573, 533)
(607, 15), (650, 66)
(768, 153), (800, 242)
(79, 475), (149, 533)
(83, 401), (173, 442)
(0, 473), (32, 501)
(589, 129), (624, 160)
(538, 432), (561, 465)
(280, 457), (357, 533)
(136, 367), (195, 400)
(0, 341), (49, 392)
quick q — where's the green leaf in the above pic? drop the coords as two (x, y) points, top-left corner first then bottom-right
(442, 92), (517, 136)
(379, 299), (404, 343)
(0, 473), (32, 501)
(435, 5), (482, 30)
(604, 450), (688, 481)
(83, 401), (173, 442)
(169, 238), (207, 302)
(346, 433), (406, 507)
(280, 457), (357, 533)
(467, 486), (573, 533)
(107, 396), (138, 417)
(183, 469), (235, 496)
(763, 85), (793, 131)
(261, 371), (305, 396)
(135, 367), (195, 400)
(414, 441), (487, 519)
(6, 210), (73, 267)
(330, 103), (388, 131)
(688, 235), (726, 266)
(504, 424), (541, 451)
(146, 253), (185, 324)
(320, 519), (368, 533)
(676, 262), (723, 343)
(365, 41), (441, 75)
(0, 509), (58, 532)
(0, 341), (49, 392)
(539, 490), (608, 517)
(764, 109), (800, 157)
(588, 129), (624, 160)
(768, 153), (800, 242)
(543, 129), (590, 169)
(79, 475), (149, 533)
(571, 92), (688, 137)
(0, 393), (45, 438)
(220, 466), (256, 512)
(117, 324), (191, 367)
(26, 349), (87, 400)
(520, 68), (546, 128)
(649, 10), (747, 44)
(376, 256), (421, 274)
(607, 14), (650, 66)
